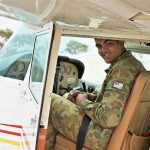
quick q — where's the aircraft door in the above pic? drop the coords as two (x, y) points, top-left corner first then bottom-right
(21, 23), (54, 150)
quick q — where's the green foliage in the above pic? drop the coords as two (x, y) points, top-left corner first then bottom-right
(0, 28), (13, 40)
(64, 40), (88, 54)
(0, 28), (13, 49)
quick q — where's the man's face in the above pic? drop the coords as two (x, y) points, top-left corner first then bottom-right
(95, 39), (124, 63)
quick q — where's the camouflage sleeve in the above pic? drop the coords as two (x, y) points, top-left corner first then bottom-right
(79, 65), (138, 128)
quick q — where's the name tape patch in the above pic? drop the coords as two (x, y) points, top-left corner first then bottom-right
(113, 81), (124, 90)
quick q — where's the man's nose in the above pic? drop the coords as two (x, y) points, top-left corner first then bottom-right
(100, 45), (108, 53)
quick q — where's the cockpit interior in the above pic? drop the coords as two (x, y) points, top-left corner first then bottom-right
(53, 56), (85, 96)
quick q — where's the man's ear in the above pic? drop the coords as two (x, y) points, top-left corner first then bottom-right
(120, 41), (126, 52)
(118, 41), (124, 48)
(119, 41), (124, 45)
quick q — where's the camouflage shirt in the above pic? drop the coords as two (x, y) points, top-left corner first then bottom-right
(79, 51), (146, 128)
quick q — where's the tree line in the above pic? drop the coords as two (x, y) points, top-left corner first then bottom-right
(0, 28), (13, 49)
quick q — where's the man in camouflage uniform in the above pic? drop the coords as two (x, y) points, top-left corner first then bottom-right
(45, 39), (146, 150)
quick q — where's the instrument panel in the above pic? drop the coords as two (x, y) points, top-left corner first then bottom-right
(5, 60), (30, 80)
(54, 61), (79, 95)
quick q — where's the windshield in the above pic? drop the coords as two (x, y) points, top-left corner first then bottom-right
(0, 24), (35, 57)
(0, 24), (36, 77)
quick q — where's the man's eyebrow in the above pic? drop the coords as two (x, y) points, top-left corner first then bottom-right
(95, 39), (115, 48)
(104, 39), (113, 43)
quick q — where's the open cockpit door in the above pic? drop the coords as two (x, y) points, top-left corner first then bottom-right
(21, 23), (61, 150)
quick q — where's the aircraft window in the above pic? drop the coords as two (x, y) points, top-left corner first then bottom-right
(29, 31), (50, 103)
(132, 52), (150, 70)
(125, 41), (150, 70)
(0, 24), (36, 80)
(4, 59), (30, 80)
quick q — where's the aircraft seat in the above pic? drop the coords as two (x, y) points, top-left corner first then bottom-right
(55, 71), (150, 150)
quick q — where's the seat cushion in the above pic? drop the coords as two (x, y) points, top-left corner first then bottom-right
(55, 134), (93, 150)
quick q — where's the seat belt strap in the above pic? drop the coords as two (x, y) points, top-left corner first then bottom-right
(76, 115), (91, 150)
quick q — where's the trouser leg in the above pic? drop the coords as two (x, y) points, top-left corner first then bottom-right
(45, 118), (57, 150)
(50, 93), (84, 141)
(84, 122), (112, 150)
(46, 93), (111, 150)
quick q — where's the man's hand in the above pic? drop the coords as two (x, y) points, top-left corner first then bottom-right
(67, 90), (81, 103)
(67, 90), (88, 106)
(75, 93), (88, 106)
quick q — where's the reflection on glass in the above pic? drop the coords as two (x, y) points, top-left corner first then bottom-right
(0, 24), (36, 78)
(29, 31), (50, 103)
